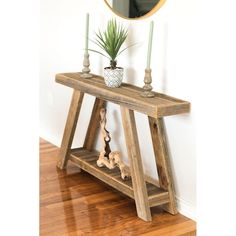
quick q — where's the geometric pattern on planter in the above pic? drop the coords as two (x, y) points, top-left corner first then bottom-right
(104, 67), (124, 88)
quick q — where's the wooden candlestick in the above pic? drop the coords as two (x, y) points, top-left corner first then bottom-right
(141, 68), (155, 98)
(81, 51), (92, 78)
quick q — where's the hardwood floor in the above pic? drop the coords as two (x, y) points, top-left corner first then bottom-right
(40, 138), (196, 236)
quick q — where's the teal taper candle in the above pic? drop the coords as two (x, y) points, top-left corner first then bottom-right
(85, 13), (89, 52)
(146, 21), (154, 69)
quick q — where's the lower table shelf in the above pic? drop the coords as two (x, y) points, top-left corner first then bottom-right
(69, 148), (170, 208)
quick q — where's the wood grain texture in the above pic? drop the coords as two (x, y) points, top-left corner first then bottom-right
(40, 138), (196, 236)
(55, 72), (191, 223)
(70, 148), (134, 199)
(120, 107), (152, 221)
(57, 90), (84, 169)
(69, 148), (169, 205)
(55, 73), (190, 119)
(83, 98), (106, 150)
(149, 117), (178, 214)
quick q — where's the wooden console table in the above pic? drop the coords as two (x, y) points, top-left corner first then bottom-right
(56, 72), (190, 221)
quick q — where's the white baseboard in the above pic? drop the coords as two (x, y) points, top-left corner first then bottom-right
(134, 174), (196, 220)
(176, 196), (196, 221)
(39, 128), (61, 147)
(40, 129), (196, 221)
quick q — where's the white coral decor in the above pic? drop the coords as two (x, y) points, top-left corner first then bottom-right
(104, 67), (124, 88)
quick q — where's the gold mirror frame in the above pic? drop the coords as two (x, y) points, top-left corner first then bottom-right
(104, 0), (166, 20)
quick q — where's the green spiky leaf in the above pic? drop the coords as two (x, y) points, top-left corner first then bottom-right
(89, 18), (131, 68)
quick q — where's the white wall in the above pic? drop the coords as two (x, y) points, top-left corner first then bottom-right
(40, 0), (198, 219)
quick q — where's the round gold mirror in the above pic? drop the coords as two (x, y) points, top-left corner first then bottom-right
(104, 0), (166, 19)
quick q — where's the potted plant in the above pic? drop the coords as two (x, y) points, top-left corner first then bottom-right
(90, 19), (129, 88)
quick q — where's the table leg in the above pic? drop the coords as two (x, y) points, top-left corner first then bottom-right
(148, 117), (178, 214)
(83, 98), (106, 151)
(57, 90), (84, 169)
(121, 107), (152, 221)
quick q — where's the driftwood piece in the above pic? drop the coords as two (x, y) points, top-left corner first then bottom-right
(97, 108), (130, 180)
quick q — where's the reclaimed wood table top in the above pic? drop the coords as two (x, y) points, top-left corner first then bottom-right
(56, 72), (190, 118)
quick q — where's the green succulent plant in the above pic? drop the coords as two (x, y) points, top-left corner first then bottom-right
(90, 19), (129, 69)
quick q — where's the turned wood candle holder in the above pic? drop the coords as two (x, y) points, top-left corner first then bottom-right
(141, 68), (155, 98)
(81, 51), (93, 78)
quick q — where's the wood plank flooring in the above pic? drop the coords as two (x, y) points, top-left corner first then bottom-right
(40, 138), (196, 236)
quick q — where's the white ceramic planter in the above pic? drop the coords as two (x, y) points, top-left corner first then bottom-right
(104, 67), (124, 88)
